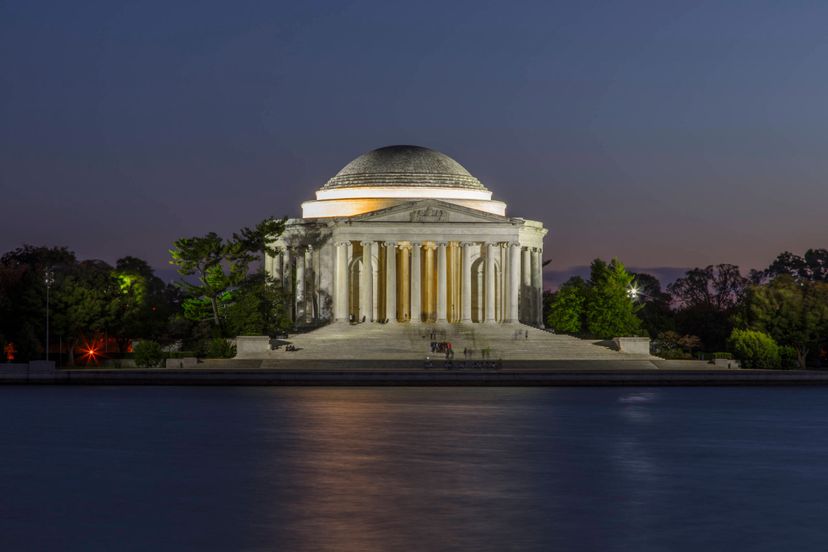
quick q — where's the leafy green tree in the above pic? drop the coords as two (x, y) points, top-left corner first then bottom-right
(110, 256), (174, 351)
(738, 275), (828, 369)
(546, 277), (587, 334)
(728, 328), (780, 369)
(0, 246), (77, 360)
(169, 233), (244, 328)
(226, 274), (292, 336)
(51, 260), (120, 365)
(169, 218), (287, 332)
(584, 259), (642, 339)
(232, 217), (286, 265)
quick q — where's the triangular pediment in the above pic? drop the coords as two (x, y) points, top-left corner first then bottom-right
(347, 199), (512, 224)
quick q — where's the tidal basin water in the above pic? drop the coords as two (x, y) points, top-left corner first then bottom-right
(2, 387), (827, 551)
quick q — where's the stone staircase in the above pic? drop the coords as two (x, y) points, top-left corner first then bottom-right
(261, 322), (654, 361)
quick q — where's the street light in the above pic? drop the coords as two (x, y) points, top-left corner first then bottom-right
(627, 284), (640, 300)
(44, 268), (55, 361)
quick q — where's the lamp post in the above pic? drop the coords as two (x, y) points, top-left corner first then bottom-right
(44, 268), (54, 361)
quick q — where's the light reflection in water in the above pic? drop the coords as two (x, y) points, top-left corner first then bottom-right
(2, 387), (828, 551)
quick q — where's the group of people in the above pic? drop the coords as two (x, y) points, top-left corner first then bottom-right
(431, 341), (453, 358)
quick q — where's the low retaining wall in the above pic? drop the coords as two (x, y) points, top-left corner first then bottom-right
(2, 364), (828, 386)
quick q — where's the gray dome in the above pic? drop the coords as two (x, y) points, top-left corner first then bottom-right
(323, 145), (487, 190)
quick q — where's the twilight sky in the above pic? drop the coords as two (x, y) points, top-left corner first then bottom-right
(2, 1), (827, 286)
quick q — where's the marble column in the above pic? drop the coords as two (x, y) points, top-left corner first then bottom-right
(371, 241), (380, 322)
(423, 243), (436, 322)
(273, 251), (283, 284)
(361, 241), (373, 322)
(385, 242), (397, 323)
(436, 242), (447, 322)
(534, 248), (544, 327)
(521, 247), (531, 323)
(295, 247), (305, 322)
(485, 243), (496, 323)
(410, 243), (421, 323)
(264, 251), (273, 279)
(399, 244), (411, 321)
(304, 246), (313, 322)
(335, 242), (348, 321)
(508, 243), (521, 323)
(283, 248), (293, 292)
(461, 242), (473, 322)
(531, 247), (542, 327)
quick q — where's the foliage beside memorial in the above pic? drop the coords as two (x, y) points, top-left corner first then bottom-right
(545, 258), (643, 340)
(0, 217), (288, 365)
(544, 248), (828, 368)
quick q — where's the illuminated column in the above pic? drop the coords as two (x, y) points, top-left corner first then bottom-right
(399, 244), (411, 321)
(335, 242), (348, 321)
(533, 248), (544, 327)
(295, 247), (305, 322)
(410, 243), (421, 323)
(385, 242), (397, 323)
(361, 241), (374, 322)
(485, 243), (496, 323)
(508, 243), (521, 323)
(521, 247), (531, 323)
(372, 242), (379, 322)
(423, 243), (436, 322)
(461, 242), (473, 322)
(436, 242), (447, 322)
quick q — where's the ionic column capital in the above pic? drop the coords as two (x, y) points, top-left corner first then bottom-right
(423, 243), (437, 251)
(360, 240), (374, 247)
(410, 242), (421, 248)
(385, 241), (397, 248)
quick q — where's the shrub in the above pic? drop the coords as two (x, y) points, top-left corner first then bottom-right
(133, 340), (165, 368)
(728, 329), (780, 369)
(657, 349), (693, 360)
(779, 346), (799, 370)
(205, 338), (236, 359)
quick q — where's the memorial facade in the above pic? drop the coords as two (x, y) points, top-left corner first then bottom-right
(266, 145), (547, 326)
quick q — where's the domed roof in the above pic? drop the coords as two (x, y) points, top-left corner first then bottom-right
(323, 145), (487, 190)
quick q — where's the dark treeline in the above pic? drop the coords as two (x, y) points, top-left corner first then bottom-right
(545, 249), (828, 369)
(0, 217), (289, 365)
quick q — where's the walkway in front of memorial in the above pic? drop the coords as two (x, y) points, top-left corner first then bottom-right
(259, 321), (653, 363)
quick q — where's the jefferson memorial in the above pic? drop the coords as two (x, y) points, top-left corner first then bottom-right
(265, 145), (547, 327)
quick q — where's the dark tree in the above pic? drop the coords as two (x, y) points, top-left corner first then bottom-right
(668, 264), (748, 351)
(630, 272), (675, 338)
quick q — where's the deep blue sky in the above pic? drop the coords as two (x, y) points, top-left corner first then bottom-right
(2, 1), (826, 285)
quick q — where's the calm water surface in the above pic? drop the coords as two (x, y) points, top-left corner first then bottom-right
(1, 386), (827, 551)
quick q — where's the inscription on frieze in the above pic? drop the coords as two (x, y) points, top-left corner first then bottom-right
(410, 206), (447, 222)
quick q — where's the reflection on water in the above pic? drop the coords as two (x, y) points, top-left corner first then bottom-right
(1, 387), (828, 551)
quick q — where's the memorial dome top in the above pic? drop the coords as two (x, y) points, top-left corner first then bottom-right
(323, 145), (487, 191)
